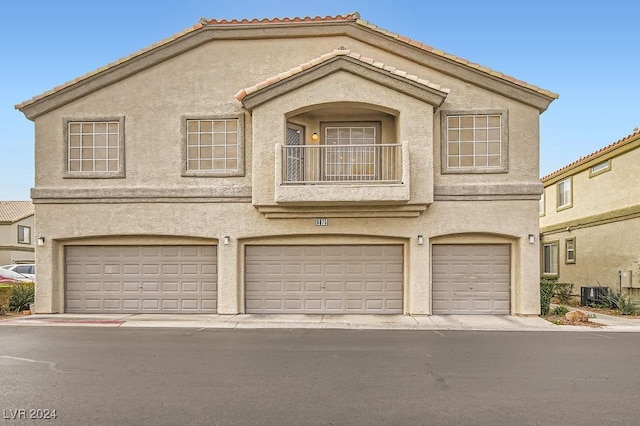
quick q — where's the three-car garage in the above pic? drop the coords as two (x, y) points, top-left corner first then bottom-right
(63, 242), (511, 315)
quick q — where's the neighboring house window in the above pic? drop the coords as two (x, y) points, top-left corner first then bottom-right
(539, 192), (545, 216)
(17, 225), (31, 244)
(65, 118), (125, 178)
(182, 116), (245, 177)
(565, 238), (576, 264)
(441, 111), (508, 174)
(557, 177), (572, 210)
(589, 159), (611, 177)
(542, 241), (559, 276)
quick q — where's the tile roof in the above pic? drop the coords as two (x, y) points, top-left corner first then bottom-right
(541, 128), (640, 181)
(235, 47), (450, 102)
(0, 201), (34, 224)
(15, 12), (557, 111)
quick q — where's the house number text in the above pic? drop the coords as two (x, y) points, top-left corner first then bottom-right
(315, 218), (328, 226)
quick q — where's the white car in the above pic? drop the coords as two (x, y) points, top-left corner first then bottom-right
(0, 264), (35, 281)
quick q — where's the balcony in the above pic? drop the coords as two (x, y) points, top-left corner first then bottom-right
(274, 142), (410, 205)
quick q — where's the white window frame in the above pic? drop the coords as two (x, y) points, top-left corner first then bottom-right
(565, 238), (576, 264)
(181, 115), (245, 177)
(556, 177), (573, 210)
(441, 110), (509, 174)
(539, 192), (545, 216)
(17, 225), (31, 244)
(64, 117), (126, 178)
(589, 159), (611, 177)
(542, 241), (559, 276)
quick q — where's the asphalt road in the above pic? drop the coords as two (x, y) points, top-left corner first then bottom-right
(1, 327), (640, 425)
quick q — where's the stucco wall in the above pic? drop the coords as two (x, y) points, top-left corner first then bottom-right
(0, 216), (35, 265)
(26, 28), (548, 316)
(33, 198), (539, 315)
(540, 146), (640, 226)
(541, 218), (640, 293)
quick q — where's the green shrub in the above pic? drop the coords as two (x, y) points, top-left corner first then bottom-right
(554, 282), (574, 304)
(0, 285), (12, 314)
(605, 290), (640, 315)
(9, 282), (34, 312)
(552, 305), (570, 316)
(540, 278), (555, 315)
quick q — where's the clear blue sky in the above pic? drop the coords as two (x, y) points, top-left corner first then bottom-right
(1, 0), (638, 200)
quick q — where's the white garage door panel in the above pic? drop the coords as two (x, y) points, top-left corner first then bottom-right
(432, 244), (510, 315)
(65, 245), (217, 313)
(246, 245), (403, 314)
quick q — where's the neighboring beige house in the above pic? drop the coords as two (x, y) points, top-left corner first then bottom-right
(16, 13), (557, 315)
(0, 201), (35, 265)
(540, 129), (640, 294)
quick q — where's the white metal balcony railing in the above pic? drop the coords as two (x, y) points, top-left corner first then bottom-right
(281, 143), (403, 184)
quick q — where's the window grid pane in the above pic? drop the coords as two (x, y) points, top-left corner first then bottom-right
(446, 114), (502, 169)
(186, 119), (239, 171)
(68, 121), (120, 172)
(324, 126), (377, 179)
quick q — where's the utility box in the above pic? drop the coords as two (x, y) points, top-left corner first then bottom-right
(620, 270), (633, 288)
(580, 286), (610, 307)
(633, 261), (640, 288)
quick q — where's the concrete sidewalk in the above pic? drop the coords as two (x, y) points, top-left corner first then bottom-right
(3, 311), (640, 331)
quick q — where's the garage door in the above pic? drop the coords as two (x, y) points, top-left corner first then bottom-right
(65, 245), (217, 313)
(432, 244), (510, 314)
(245, 245), (403, 314)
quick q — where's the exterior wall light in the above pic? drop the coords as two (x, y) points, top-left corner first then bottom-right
(37, 237), (45, 246)
(311, 132), (319, 141)
(417, 235), (424, 245)
(223, 236), (230, 245)
(528, 234), (535, 244)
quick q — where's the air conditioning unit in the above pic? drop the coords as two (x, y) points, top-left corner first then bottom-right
(580, 286), (610, 307)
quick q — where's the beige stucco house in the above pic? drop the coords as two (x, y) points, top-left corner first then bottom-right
(540, 129), (640, 294)
(0, 201), (35, 265)
(16, 13), (557, 315)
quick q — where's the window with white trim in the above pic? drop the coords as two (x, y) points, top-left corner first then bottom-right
(65, 118), (125, 178)
(589, 159), (611, 177)
(542, 241), (559, 275)
(442, 111), (508, 173)
(539, 192), (545, 216)
(182, 116), (244, 177)
(565, 238), (575, 264)
(557, 177), (572, 209)
(17, 225), (31, 244)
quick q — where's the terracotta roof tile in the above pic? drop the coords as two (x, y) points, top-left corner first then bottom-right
(541, 129), (640, 181)
(0, 201), (34, 224)
(16, 12), (557, 111)
(234, 48), (451, 103)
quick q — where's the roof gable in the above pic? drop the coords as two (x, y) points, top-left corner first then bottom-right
(0, 201), (34, 224)
(15, 12), (557, 119)
(235, 48), (450, 110)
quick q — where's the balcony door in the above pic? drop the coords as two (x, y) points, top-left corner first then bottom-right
(321, 122), (381, 181)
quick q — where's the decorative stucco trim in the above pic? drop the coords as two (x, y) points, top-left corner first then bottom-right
(238, 54), (449, 110)
(30, 186), (252, 203)
(0, 246), (35, 253)
(435, 182), (542, 197)
(540, 204), (640, 235)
